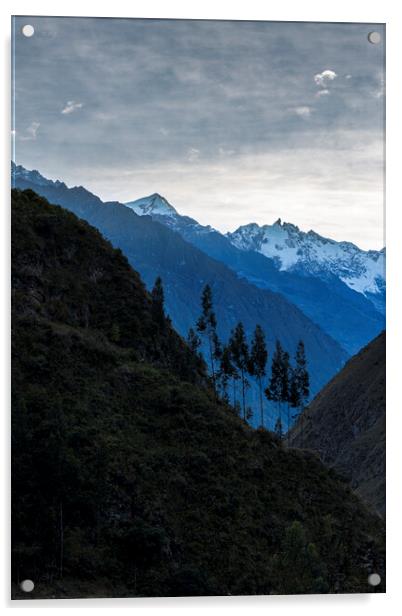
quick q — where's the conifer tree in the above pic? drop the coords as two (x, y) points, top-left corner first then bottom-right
(290, 341), (310, 446)
(219, 345), (236, 402)
(249, 325), (268, 428)
(151, 276), (165, 327)
(196, 284), (221, 395)
(265, 340), (284, 435)
(229, 322), (250, 420)
(281, 350), (291, 437)
(187, 327), (201, 354)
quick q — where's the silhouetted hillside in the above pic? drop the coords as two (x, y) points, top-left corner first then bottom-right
(290, 332), (385, 517)
(12, 190), (385, 598)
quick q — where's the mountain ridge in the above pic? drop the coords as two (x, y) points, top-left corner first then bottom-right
(124, 190), (385, 355)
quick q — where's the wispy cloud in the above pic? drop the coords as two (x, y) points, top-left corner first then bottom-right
(19, 122), (40, 141)
(315, 89), (330, 98)
(314, 69), (337, 87)
(187, 147), (200, 162)
(61, 100), (83, 115)
(293, 106), (312, 118)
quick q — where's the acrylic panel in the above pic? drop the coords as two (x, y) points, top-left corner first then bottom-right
(11, 16), (385, 599)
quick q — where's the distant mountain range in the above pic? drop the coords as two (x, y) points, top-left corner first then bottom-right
(289, 331), (385, 518)
(126, 193), (385, 355)
(12, 163), (350, 427)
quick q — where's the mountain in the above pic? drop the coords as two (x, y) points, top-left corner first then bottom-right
(227, 220), (385, 313)
(12, 164), (349, 427)
(12, 189), (385, 598)
(125, 193), (385, 355)
(289, 332), (386, 517)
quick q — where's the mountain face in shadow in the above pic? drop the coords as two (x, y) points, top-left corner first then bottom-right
(12, 165), (349, 426)
(289, 331), (385, 517)
(126, 193), (385, 356)
(12, 189), (385, 598)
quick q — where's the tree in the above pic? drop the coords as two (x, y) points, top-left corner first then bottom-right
(219, 345), (237, 403)
(265, 340), (284, 436)
(281, 350), (291, 434)
(229, 322), (250, 420)
(187, 328), (201, 354)
(196, 284), (221, 396)
(151, 276), (165, 327)
(249, 325), (268, 428)
(290, 341), (310, 446)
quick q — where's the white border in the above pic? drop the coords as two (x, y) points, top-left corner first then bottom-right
(2, 1), (402, 614)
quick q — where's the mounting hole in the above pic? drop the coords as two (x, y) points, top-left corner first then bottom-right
(368, 573), (381, 587)
(22, 24), (35, 38)
(20, 579), (34, 592)
(368, 31), (381, 45)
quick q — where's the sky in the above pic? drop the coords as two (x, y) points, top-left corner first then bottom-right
(12, 17), (385, 249)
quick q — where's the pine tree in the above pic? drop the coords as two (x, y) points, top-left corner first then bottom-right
(229, 322), (250, 420)
(187, 327), (201, 354)
(289, 341), (310, 447)
(196, 284), (221, 396)
(249, 325), (268, 428)
(219, 345), (236, 403)
(281, 350), (291, 439)
(151, 276), (165, 327)
(265, 340), (284, 436)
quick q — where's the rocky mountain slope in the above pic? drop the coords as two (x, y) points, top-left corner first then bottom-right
(227, 220), (385, 312)
(12, 189), (385, 597)
(289, 332), (385, 517)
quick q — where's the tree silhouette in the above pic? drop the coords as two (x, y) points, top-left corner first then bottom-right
(151, 276), (165, 327)
(229, 322), (250, 420)
(219, 344), (237, 403)
(265, 340), (285, 436)
(290, 341), (310, 446)
(196, 284), (221, 396)
(249, 325), (268, 428)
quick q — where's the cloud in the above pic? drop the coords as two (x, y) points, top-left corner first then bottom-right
(61, 100), (83, 115)
(315, 89), (330, 98)
(373, 74), (385, 99)
(314, 69), (337, 87)
(19, 122), (40, 141)
(218, 146), (235, 157)
(293, 106), (312, 118)
(187, 147), (200, 162)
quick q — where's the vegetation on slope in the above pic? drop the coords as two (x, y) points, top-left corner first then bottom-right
(12, 190), (385, 598)
(289, 332), (386, 517)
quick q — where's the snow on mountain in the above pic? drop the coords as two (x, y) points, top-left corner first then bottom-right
(226, 219), (385, 298)
(12, 162), (66, 189)
(125, 194), (179, 219)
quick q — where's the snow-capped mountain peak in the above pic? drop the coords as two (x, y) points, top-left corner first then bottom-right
(12, 161), (66, 189)
(125, 193), (178, 219)
(226, 220), (385, 298)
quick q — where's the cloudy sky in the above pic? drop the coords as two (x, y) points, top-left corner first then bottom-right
(13, 17), (385, 248)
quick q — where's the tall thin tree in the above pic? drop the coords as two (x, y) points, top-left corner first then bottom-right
(249, 325), (268, 428)
(196, 284), (221, 395)
(265, 340), (284, 435)
(151, 276), (165, 327)
(293, 341), (310, 446)
(229, 322), (250, 420)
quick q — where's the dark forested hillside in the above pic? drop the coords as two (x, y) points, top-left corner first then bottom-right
(289, 332), (386, 517)
(12, 190), (385, 598)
